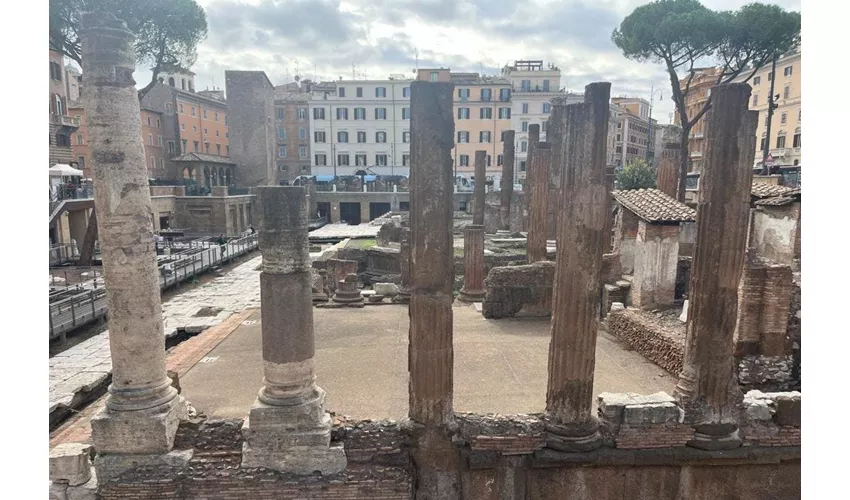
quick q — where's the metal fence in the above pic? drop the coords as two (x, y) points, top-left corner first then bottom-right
(49, 233), (259, 340)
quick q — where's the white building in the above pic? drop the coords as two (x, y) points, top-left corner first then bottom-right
(308, 77), (412, 177)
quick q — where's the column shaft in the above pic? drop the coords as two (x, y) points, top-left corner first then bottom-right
(394, 227), (411, 303)
(524, 124), (541, 223)
(527, 143), (552, 263)
(458, 225), (486, 302)
(473, 150), (487, 225)
(657, 143), (681, 199)
(675, 83), (757, 450)
(545, 83), (611, 452)
(500, 130), (516, 231)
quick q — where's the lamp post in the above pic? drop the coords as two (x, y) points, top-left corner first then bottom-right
(646, 85), (663, 163)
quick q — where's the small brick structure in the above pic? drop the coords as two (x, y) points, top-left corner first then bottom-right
(597, 392), (694, 449)
(606, 308), (685, 376)
(481, 261), (555, 319)
(740, 391), (801, 447)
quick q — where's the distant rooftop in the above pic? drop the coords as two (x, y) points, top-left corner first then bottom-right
(171, 152), (235, 165)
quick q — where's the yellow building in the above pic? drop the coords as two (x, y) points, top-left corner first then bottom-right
(673, 67), (720, 173)
(612, 97), (657, 167)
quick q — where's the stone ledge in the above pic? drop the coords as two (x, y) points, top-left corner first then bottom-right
(529, 445), (801, 468)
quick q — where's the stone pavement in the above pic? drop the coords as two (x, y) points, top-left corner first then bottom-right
(49, 254), (263, 423)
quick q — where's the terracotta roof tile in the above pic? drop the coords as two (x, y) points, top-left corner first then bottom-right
(171, 153), (236, 165)
(612, 188), (696, 223)
(751, 183), (797, 199)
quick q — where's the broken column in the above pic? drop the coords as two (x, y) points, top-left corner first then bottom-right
(394, 227), (412, 304)
(241, 186), (346, 474)
(656, 142), (681, 199)
(674, 83), (757, 450)
(603, 166), (616, 253)
(545, 82), (611, 452)
(332, 273), (364, 304)
(458, 224), (486, 302)
(499, 130), (516, 233)
(408, 80), (460, 498)
(527, 142), (552, 263)
(473, 150), (487, 225)
(524, 124), (541, 222)
(81, 13), (189, 479)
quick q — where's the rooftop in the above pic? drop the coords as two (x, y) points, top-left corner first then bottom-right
(171, 152), (235, 165)
(751, 183), (798, 199)
(612, 188), (697, 223)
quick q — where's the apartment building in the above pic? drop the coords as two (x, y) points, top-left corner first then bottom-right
(673, 67), (720, 172)
(308, 77), (412, 177)
(612, 97), (657, 167)
(49, 49), (80, 168)
(274, 81), (312, 183)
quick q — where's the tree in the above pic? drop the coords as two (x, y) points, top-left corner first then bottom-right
(612, 0), (800, 201)
(616, 158), (657, 191)
(49, 0), (207, 99)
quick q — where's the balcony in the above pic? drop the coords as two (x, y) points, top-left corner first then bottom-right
(770, 148), (787, 158)
(52, 114), (81, 128)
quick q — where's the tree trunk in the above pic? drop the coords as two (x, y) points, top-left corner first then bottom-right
(676, 126), (691, 202)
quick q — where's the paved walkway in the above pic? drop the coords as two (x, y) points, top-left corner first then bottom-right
(49, 254), (263, 421)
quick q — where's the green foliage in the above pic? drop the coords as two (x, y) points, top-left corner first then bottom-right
(49, 0), (207, 93)
(616, 159), (657, 191)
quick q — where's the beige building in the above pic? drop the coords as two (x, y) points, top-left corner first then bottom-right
(673, 67), (720, 173)
(612, 97), (657, 167)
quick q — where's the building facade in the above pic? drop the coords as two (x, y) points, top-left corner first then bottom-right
(612, 97), (657, 167)
(49, 49), (80, 168)
(673, 67), (720, 173)
(308, 78), (412, 177)
(274, 81), (312, 183)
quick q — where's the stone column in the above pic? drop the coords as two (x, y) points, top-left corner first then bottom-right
(523, 124), (541, 224)
(527, 142), (552, 263)
(602, 165), (616, 253)
(473, 150), (487, 225)
(332, 273), (364, 304)
(656, 142), (681, 199)
(82, 13), (188, 472)
(674, 83), (757, 450)
(408, 81), (460, 498)
(458, 225), (486, 302)
(241, 186), (346, 474)
(394, 227), (411, 304)
(545, 83), (611, 452)
(499, 130), (516, 233)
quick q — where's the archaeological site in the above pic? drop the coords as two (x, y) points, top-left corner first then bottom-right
(46, 10), (804, 500)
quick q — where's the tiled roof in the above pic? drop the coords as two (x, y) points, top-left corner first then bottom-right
(612, 188), (697, 223)
(754, 188), (800, 207)
(751, 183), (797, 199)
(171, 153), (235, 165)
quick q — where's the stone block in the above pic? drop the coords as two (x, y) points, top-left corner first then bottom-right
(90, 396), (188, 454)
(244, 391), (328, 430)
(66, 471), (98, 500)
(374, 282), (400, 297)
(679, 299), (689, 323)
(49, 443), (93, 486)
(610, 302), (625, 312)
(622, 402), (681, 425)
(94, 449), (193, 483)
(49, 481), (68, 500)
(774, 394), (801, 426)
(598, 392), (679, 425)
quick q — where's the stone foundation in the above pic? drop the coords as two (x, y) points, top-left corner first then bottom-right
(737, 355), (796, 391)
(482, 261), (555, 319)
(606, 309), (685, 376)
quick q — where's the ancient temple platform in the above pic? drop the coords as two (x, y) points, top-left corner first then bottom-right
(179, 304), (675, 419)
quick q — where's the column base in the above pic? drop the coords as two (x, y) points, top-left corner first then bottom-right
(94, 448), (193, 483)
(457, 289), (486, 303)
(91, 395), (188, 455)
(393, 289), (411, 304)
(332, 291), (364, 304)
(687, 424), (743, 451)
(241, 389), (348, 475)
(544, 420), (602, 453)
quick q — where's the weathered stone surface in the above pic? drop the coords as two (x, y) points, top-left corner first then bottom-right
(527, 142), (552, 264)
(93, 449), (193, 482)
(606, 309), (685, 377)
(458, 225), (486, 302)
(482, 261), (554, 318)
(473, 150), (487, 225)
(66, 471), (98, 500)
(49, 443), (93, 486)
(374, 282), (400, 297)
(500, 130), (516, 231)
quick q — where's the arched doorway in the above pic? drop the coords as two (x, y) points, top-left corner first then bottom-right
(224, 168), (232, 186)
(168, 77), (175, 87)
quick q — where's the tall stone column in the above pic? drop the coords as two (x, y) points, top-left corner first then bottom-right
(527, 143), (552, 263)
(241, 187), (346, 474)
(499, 130), (516, 233)
(547, 101), (566, 191)
(82, 13), (188, 474)
(602, 166), (616, 253)
(393, 227), (411, 304)
(523, 124), (541, 224)
(473, 150), (487, 225)
(657, 142), (681, 199)
(674, 83), (757, 450)
(458, 225), (486, 302)
(408, 81), (460, 498)
(545, 82), (611, 452)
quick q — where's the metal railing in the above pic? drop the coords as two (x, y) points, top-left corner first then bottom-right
(49, 233), (259, 340)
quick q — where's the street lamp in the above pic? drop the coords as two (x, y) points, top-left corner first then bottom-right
(646, 85), (663, 162)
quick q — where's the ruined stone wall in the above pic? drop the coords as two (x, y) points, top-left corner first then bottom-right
(224, 71), (276, 187)
(614, 209), (640, 274)
(631, 222), (680, 309)
(482, 261), (554, 318)
(606, 309), (685, 376)
(483, 191), (527, 233)
(750, 203), (801, 266)
(675, 257), (691, 300)
(678, 221), (696, 257)
(172, 196), (254, 236)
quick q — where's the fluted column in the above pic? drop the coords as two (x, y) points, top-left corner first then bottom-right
(499, 130), (516, 232)
(545, 83), (611, 452)
(674, 83), (757, 450)
(524, 124), (541, 224)
(458, 225), (486, 302)
(657, 142), (681, 199)
(241, 186), (346, 474)
(393, 227), (411, 304)
(473, 150), (487, 225)
(527, 143), (552, 263)
(83, 12), (187, 459)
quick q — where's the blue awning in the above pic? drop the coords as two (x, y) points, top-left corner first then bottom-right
(314, 175), (335, 182)
(363, 175), (377, 182)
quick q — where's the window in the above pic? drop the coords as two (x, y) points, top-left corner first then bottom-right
(376, 87), (387, 97)
(166, 103), (174, 114)
(376, 131), (387, 143)
(193, 141), (199, 152)
(338, 131), (349, 143)
(543, 80), (550, 92)
(793, 133), (801, 148)
(430, 72), (438, 82)
(375, 108), (387, 119)
(179, 103), (184, 113)
(315, 131), (326, 143)
(768, 72), (773, 81)
(354, 107), (366, 120)
(147, 116), (152, 127)
(457, 131), (469, 143)
(403, 154), (410, 166)
(225, 116), (228, 127)
(158, 136), (163, 147)
(376, 154), (388, 166)
(480, 108), (492, 119)
(355, 154), (367, 166)
(215, 112), (219, 121)
(798, 108), (801, 122)
(784, 66), (793, 77)
(203, 110), (208, 119)
(279, 164), (288, 172)
(150, 157), (156, 170)
(182, 139), (187, 153)
(49, 61), (62, 80)
(780, 112), (787, 125)
(519, 161), (526, 172)
(497, 154), (503, 166)
(479, 131), (491, 143)
(458, 108), (470, 119)
(148, 134), (153, 146)
(278, 127), (286, 140)
(752, 94), (758, 107)
(278, 145), (287, 157)
(314, 108), (326, 120)
(204, 128), (208, 135)
(521, 102), (532, 115)
(167, 141), (175, 154)
(753, 76), (761, 86)
(315, 153), (327, 166)
(76, 134), (83, 145)
(338, 87), (346, 97)
(541, 121), (547, 132)
(204, 143), (210, 153)
(481, 88), (492, 102)
(616, 145), (623, 153)
(776, 135), (786, 148)
(521, 80), (531, 91)
(297, 108), (308, 120)
(56, 133), (71, 147)
(759, 137), (767, 151)
(459, 154), (470, 166)
(784, 85), (790, 99)
(338, 154), (350, 166)
(543, 103), (551, 113)
(356, 87), (363, 97)
(156, 118), (161, 128)
(216, 144), (221, 155)
(357, 131), (367, 143)
(498, 107), (511, 119)
(277, 108), (285, 120)
(299, 146), (307, 158)
(191, 106), (196, 117)
(299, 127), (307, 140)
(302, 165), (309, 172)
(486, 155), (492, 167)
(402, 107), (410, 119)
(521, 121), (528, 132)
(499, 88), (510, 102)
(616, 134), (621, 142)
(403, 87), (410, 98)
(520, 141), (528, 153)
(403, 131), (410, 143)
(336, 108), (348, 120)
(458, 88), (470, 100)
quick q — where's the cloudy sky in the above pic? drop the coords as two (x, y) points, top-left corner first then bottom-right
(136, 0), (801, 123)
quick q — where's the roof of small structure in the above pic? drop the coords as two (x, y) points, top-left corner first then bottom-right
(750, 183), (797, 199)
(171, 153), (235, 165)
(612, 188), (697, 223)
(754, 188), (800, 207)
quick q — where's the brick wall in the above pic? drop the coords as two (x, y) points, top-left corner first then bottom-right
(606, 309), (685, 376)
(482, 261), (555, 318)
(735, 262), (794, 356)
(225, 71), (276, 187)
